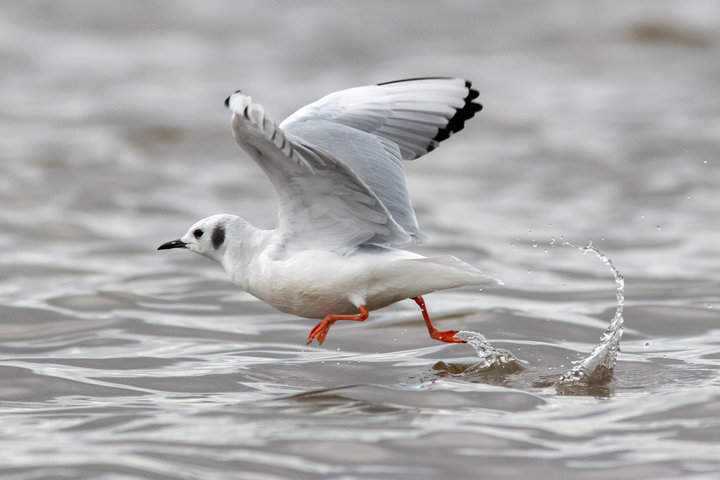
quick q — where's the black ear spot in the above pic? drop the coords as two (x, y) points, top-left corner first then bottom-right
(211, 224), (226, 249)
(193, 228), (204, 239)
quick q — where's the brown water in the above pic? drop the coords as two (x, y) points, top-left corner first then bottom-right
(2, 1), (719, 479)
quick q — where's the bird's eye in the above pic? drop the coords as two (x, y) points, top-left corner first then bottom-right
(193, 228), (204, 238)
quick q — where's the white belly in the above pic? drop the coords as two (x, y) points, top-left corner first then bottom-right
(231, 247), (486, 320)
(243, 250), (370, 318)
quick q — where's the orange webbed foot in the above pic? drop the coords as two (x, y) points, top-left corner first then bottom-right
(306, 306), (369, 345)
(429, 329), (467, 344)
(307, 319), (334, 345)
(411, 296), (467, 344)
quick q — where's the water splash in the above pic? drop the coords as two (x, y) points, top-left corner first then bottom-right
(456, 239), (624, 387)
(455, 330), (519, 369)
(553, 240), (625, 386)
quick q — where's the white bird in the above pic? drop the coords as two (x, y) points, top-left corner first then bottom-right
(159, 77), (489, 345)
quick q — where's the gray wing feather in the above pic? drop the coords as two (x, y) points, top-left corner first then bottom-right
(227, 96), (411, 254)
(281, 77), (481, 160)
(226, 78), (481, 253)
(284, 121), (427, 244)
(280, 78), (481, 243)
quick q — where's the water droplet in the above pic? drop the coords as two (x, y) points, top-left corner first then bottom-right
(707, 304), (714, 309)
(644, 342), (650, 348)
(532, 242), (538, 248)
(656, 225), (661, 230)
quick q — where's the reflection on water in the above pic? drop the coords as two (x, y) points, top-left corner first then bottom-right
(2, 0), (720, 479)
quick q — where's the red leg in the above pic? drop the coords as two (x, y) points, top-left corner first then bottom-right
(411, 296), (466, 344)
(307, 305), (369, 345)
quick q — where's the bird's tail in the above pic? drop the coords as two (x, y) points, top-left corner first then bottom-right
(374, 255), (498, 301)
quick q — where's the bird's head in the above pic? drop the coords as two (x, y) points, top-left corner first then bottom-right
(158, 214), (237, 262)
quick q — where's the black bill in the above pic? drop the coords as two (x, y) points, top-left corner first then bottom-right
(157, 239), (187, 250)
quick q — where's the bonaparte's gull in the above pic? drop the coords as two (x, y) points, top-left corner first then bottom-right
(159, 77), (489, 345)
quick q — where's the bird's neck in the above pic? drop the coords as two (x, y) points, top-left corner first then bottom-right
(219, 224), (273, 290)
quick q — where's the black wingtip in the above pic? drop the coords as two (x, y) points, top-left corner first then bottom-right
(224, 89), (242, 108)
(433, 81), (482, 143)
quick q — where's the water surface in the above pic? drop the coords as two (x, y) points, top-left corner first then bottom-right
(1, 1), (719, 478)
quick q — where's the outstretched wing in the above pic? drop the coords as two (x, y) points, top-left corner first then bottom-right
(281, 78), (481, 160)
(279, 78), (481, 242)
(226, 92), (411, 255)
(225, 78), (482, 255)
